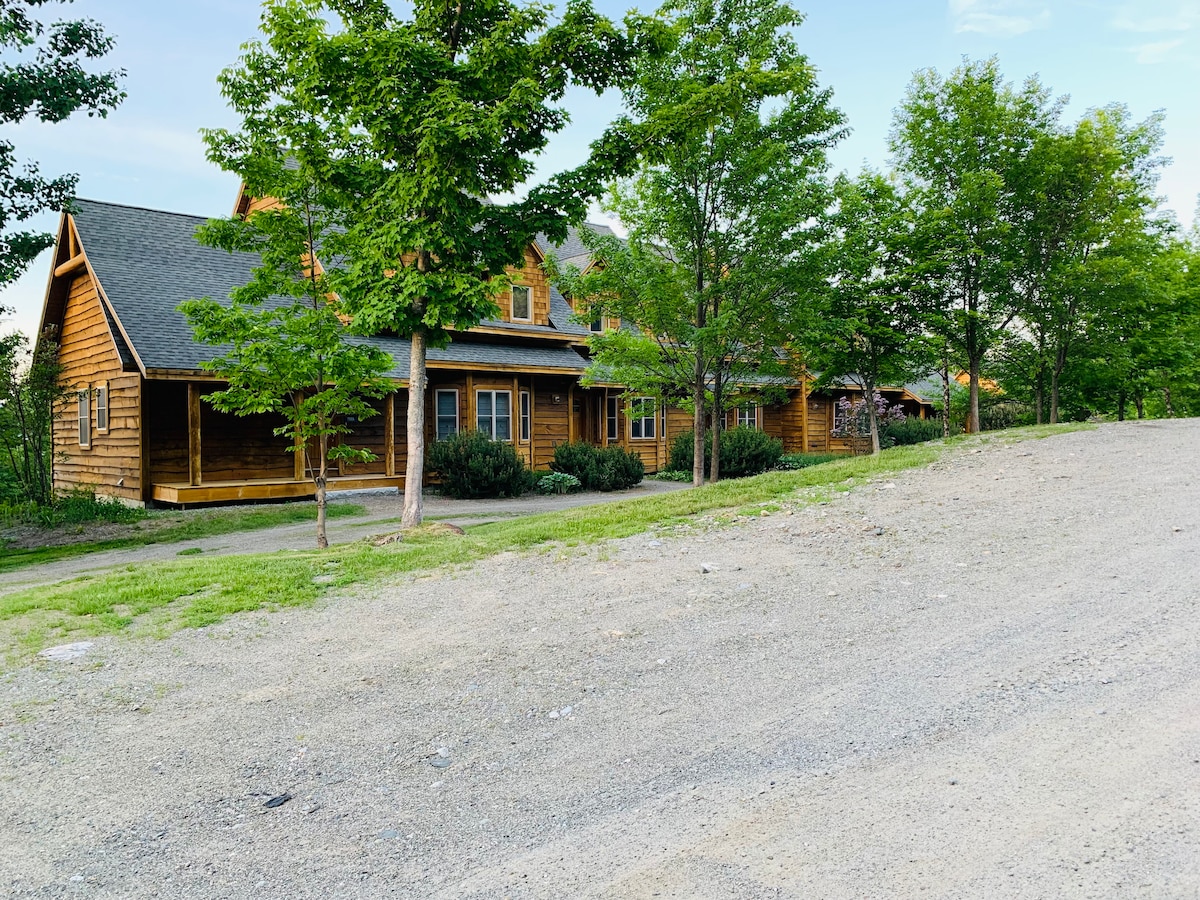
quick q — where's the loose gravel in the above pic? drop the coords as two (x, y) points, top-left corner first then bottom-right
(2, 420), (1198, 898)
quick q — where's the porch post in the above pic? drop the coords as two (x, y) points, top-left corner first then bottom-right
(187, 383), (202, 486)
(384, 392), (396, 477)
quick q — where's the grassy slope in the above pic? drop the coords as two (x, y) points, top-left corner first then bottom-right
(0, 503), (367, 574)
(0, 425), (1090, 660)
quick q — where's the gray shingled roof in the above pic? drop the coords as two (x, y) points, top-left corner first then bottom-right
(538, 221), (615, 270)
(70, 199), (589, 378)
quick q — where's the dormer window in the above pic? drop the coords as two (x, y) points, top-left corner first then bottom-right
(589, 316), (603, 333)
(512, 285), (531, 321)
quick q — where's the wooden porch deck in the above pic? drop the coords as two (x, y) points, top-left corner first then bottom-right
(151, 474), (404, 505)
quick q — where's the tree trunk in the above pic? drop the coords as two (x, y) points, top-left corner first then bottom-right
(709, 377), (722, 483)
(402, 329), (428, 527)
(1117, 389), (1126, 422)
(315, 431), (329, 550)
(1134, 393), (1144, 419)
(865, 381), (880, 455)
(692, 353), (706, 487)
(940, 351), (951, 438)
(967, 357), (981, 434)
(1049, 369), (1060, 425)
(1163, 385), (1174, 418)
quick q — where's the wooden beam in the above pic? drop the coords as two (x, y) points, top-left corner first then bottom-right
(466, 374), (475, 435)
(187, 383), (202, 486)
(139, 376), (150, 504)
(567, 384), (576, 444)
(54, 254), (86, 278)
(384, 392), (396, 477)
(529, 376), (537, 466)
(800, 374), (810, 454)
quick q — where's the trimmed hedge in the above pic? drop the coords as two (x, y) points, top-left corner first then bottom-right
(427, 430), (534, 499)
(550, 441), (644, 491)
(669, 427), (783, 479)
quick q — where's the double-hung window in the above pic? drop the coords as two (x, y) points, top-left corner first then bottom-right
(477, 390), (512, 440)
(606, 396), (620, 442)
(435, 390), (459, 441)
(77, 390), (91, 448)
(736, 402), (757, 430)
(519, 391), (531, 442)
(629, 397), (656, 440)
(511, 285), (532, 321)
(96, 384), (109, 433)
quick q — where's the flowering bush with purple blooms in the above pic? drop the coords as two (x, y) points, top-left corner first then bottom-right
(831, 393), (907, 454)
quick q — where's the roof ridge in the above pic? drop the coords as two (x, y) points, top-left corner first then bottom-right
(72, 197), (211, 222)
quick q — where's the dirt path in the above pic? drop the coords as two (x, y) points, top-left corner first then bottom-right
(0, 479), (688, 596)
(2, 420), (1198, 898)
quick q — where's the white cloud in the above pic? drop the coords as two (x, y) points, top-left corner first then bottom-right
(1130, 37), (1186, 62)
(949, 0), (1052, 36)
(1111, 2), (1200, 33)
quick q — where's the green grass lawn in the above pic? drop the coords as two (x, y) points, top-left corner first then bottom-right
(0, 424), (1092, 661)
(0, 502), (368, 574)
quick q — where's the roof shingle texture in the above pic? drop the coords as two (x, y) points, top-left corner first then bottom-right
(71, 199), (589, 378)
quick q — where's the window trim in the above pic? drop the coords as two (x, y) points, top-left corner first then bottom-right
(95, 382), (109, 433)
(77, 390), (91, 448)
(435, 389), (459, 441)
(736, 401), (758, 430)
(476, 389), (513, 441)
(606, 395), (620, 442)
(511, 284), (532, 322)
(629, 397), (656, 440)
(519, 390), (531, 443)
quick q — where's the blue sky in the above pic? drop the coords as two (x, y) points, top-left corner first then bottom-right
(3, 0), (1197, 340)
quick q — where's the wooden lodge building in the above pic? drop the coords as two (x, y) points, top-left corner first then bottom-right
(37, 195), (936, 507)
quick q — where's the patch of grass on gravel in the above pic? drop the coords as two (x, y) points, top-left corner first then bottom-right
(0, 425), (1092, 660)
(0, 503), (368, 574)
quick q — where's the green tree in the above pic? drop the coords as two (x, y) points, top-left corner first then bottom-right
(1010, 105), (1167, 423)
(0, 331), (66, 504)
(0, 0), (124, 287)
(555, 0), (845, 485)
(811, 171), (934, 453)
(215, 0), (668, 526)
(179, 152), (393, 549)
(891, 57), (1060, 433)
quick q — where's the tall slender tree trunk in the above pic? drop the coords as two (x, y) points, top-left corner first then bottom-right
(967, 357), (982, 434)
(709, 376), (723, 483)
(941, 352), (951, 438)
(1163, 385), (1174, 417)
(315, 430), (329, 550)
(1135, 393), (1144, 419)
(865, 380), (880, 454)
(402, 329), (428, 527)
(692, 352), (706, 487)
(1117, 388), (1126, 421)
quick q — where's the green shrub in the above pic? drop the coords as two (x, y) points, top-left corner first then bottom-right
(669, 427), (782, 479)
(719, 427), (783, 477)
(536, 472), (582, 495)
(880, 417), (944, 447)
(776, 452), (840, 471)
(0, 489), (147, 529)
(427, 430), (533, 499)
(651, 469), (692, 482)
(551, 441), (643, 491)
(669, 429), (711, 474)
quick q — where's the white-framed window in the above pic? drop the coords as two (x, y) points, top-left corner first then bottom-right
(589, 315), (603, 333)
(435, 389), (459, 441)
(606, 396), (620, 442)
(832, 398), (848, 434)
(95, 383), (109, 433)
(519, 391), (531, 442)
(477, 390), (512, 440)
(736, 401), (757, 430)
(511, 285), (532, 321)
(77, 390), (91, 448)
(629, 397), (656, 440)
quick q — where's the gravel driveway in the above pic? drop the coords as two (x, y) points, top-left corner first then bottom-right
(2, 420), (1198, 898)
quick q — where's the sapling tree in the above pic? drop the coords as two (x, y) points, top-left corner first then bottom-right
(555, 0), (845, 485)
(180, 152), (392, 549)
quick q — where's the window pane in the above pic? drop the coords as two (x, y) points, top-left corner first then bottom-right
(495, 413), (511, 441)
(520, 392), (530, 441)
(477, 391), (492, 418)
(512, 286), (531, 319)
(496, 392), (510, 416)
(437, 391), (457, 416)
